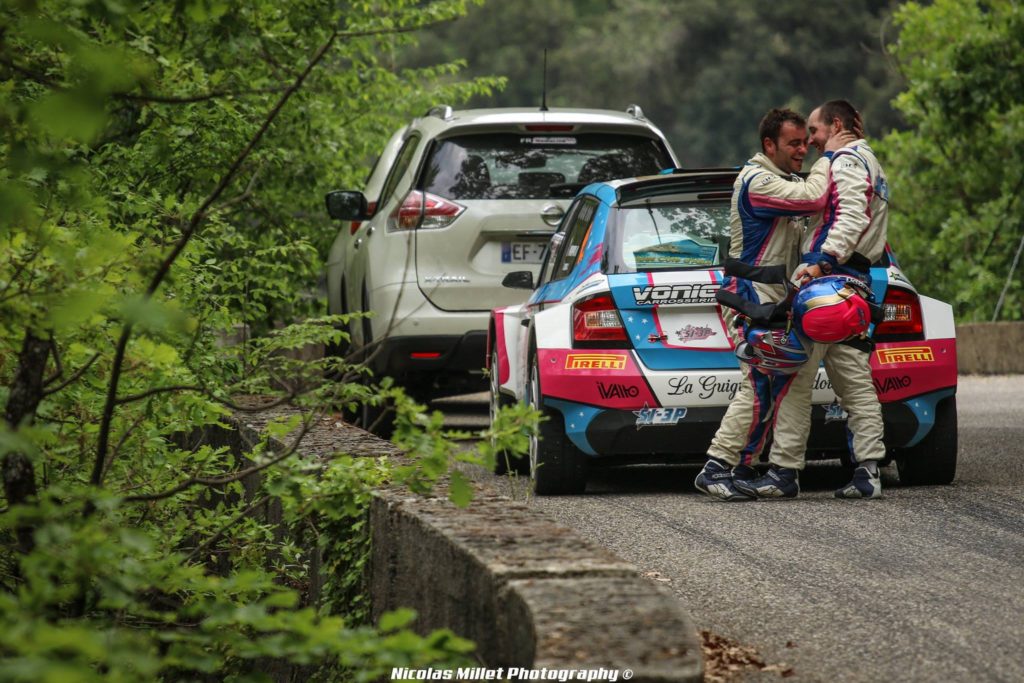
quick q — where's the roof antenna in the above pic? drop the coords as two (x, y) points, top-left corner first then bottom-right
(540, 48), (549, 112)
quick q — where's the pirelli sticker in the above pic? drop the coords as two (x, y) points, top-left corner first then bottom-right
(876, 346), (934, 364)
(565, 353), (628, 370)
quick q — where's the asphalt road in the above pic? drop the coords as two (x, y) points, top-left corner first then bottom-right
(439, 376), (1024, 682)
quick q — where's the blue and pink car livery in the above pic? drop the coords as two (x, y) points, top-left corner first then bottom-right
(488, 170), (958, 494)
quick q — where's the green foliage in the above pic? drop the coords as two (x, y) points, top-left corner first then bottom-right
(404, 0), (905, 166)
(877, 0), (1024, 321)
(0, 0), (532, 679)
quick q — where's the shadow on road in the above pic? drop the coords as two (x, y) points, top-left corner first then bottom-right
(583, 461), (899, 496)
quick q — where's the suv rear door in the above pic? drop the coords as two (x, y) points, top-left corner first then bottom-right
(412, 129), (673, 311)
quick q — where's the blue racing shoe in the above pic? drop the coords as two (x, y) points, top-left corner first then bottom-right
(733, 465), (800, 499)
(694, 457), (755, 501)
(835, 465), (882, 499)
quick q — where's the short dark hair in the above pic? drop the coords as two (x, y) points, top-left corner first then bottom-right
(758, 108), (806, 151)
(818, 99), (860, 134)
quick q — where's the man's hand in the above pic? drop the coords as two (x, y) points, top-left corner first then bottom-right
(826, 130), (857, 153)
(851, 111), (864, 138)
(793, 263), (823, 285)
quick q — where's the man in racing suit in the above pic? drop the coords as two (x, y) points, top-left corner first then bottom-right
(695, 108), (853, 501)
(803, 99), (888, 498)
(737, 99), (888, 500)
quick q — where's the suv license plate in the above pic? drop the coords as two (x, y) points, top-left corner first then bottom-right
(502, 242), (545, 264)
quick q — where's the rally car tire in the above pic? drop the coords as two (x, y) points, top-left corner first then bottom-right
(491, 347), (527, 475)
(527, 355), (588, 495)
(896, 396), (957, 486)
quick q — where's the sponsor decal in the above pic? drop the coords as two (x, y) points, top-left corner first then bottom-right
(823, 400), (849, 423)
(633, 405), (688, 429)
(632, 283), (719, 306)
(597, 382), (640, 400)
(520, 136), (577, 145)
(565, 353), (627, 370)
(698, 376), (741, 401)
(876, 346), (934, 364)
(889, 270), (912, 285)
(675, 324), (717, 343)
(874, 375), (911, 394)
(665, 376), (742, 401)
(813, 375), (834, 392)
(423, 274), (469, 283)
(574, 279), (603, 295)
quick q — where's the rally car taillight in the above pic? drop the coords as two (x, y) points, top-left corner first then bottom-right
(387, 190), (465, 231)
(573, 293), (628, 347)
(873, 286), (924, 341)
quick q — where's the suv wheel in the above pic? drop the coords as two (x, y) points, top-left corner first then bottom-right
(896, 396), (957, 486)
(527, 354), (587, 495)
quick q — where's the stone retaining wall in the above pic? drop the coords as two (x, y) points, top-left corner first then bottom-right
(370, 487), (703, 682)
(956, 322), (1024, 375)
(220, 408), (703, 681)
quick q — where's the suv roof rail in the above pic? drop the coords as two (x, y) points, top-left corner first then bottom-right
(426, 105), (454, 121)
(626, 104), (645, 120)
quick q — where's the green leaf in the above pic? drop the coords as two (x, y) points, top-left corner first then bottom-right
(378, 608), (417, 632)
(447, 469), (473, 508)
(29, 91), (109, 143)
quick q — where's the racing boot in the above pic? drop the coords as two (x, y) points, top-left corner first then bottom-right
(835, 461), (882, 499)
(733, 464), (800, 499)
(694, 457), (755, 501)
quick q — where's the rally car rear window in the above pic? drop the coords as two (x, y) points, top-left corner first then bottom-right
(610, 202), (731, 272)
(421, 133), (672, 200)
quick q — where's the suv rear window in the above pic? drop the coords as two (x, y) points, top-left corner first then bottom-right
(422, 133), (672, 200)
(611, 201), (731, 272)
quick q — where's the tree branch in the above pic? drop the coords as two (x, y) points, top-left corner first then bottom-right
(113, 86), (288, 104)
(123, 417), (314, 503)
(103, 409), (152, 484)
(42, 352), (100, 396)
(114, 384), (203, 405)
(92, 28), (342, 487)
(43, 336), (63, 385)
(184, 494), (269, 564)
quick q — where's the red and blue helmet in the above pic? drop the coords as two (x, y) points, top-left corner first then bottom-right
(793, 275), (872, 343)
(735, 325), (810, 376)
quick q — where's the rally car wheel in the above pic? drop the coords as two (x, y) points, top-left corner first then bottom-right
(896, 396), (957, 486)
(527, 356), (588, 495)
(491, 348), (527, 475)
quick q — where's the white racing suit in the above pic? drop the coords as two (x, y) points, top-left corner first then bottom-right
(707, 153), (830, 469)
(797, 140), (890, 466)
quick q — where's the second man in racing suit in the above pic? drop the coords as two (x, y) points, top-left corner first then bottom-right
(695, 108), (854, 501)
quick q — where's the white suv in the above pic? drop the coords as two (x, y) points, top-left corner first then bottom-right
(325, 105), (679, 399)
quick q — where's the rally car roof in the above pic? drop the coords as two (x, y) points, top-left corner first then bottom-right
(608, 167), (740, 206)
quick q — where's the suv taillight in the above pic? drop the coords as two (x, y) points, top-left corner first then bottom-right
(386, 190), (465, 232)
(873, 286), (924, 341)
(350, 201), (376, 235)
(573, 294), (628, 346)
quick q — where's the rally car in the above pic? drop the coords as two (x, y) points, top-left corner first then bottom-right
(487, 169), (958, 494)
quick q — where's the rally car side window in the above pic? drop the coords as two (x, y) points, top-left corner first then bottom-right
(551, 198), (597, 282)
(538, 201), (584, 288)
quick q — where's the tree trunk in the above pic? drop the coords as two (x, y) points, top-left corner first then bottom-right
(2, 331), (50, 552)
